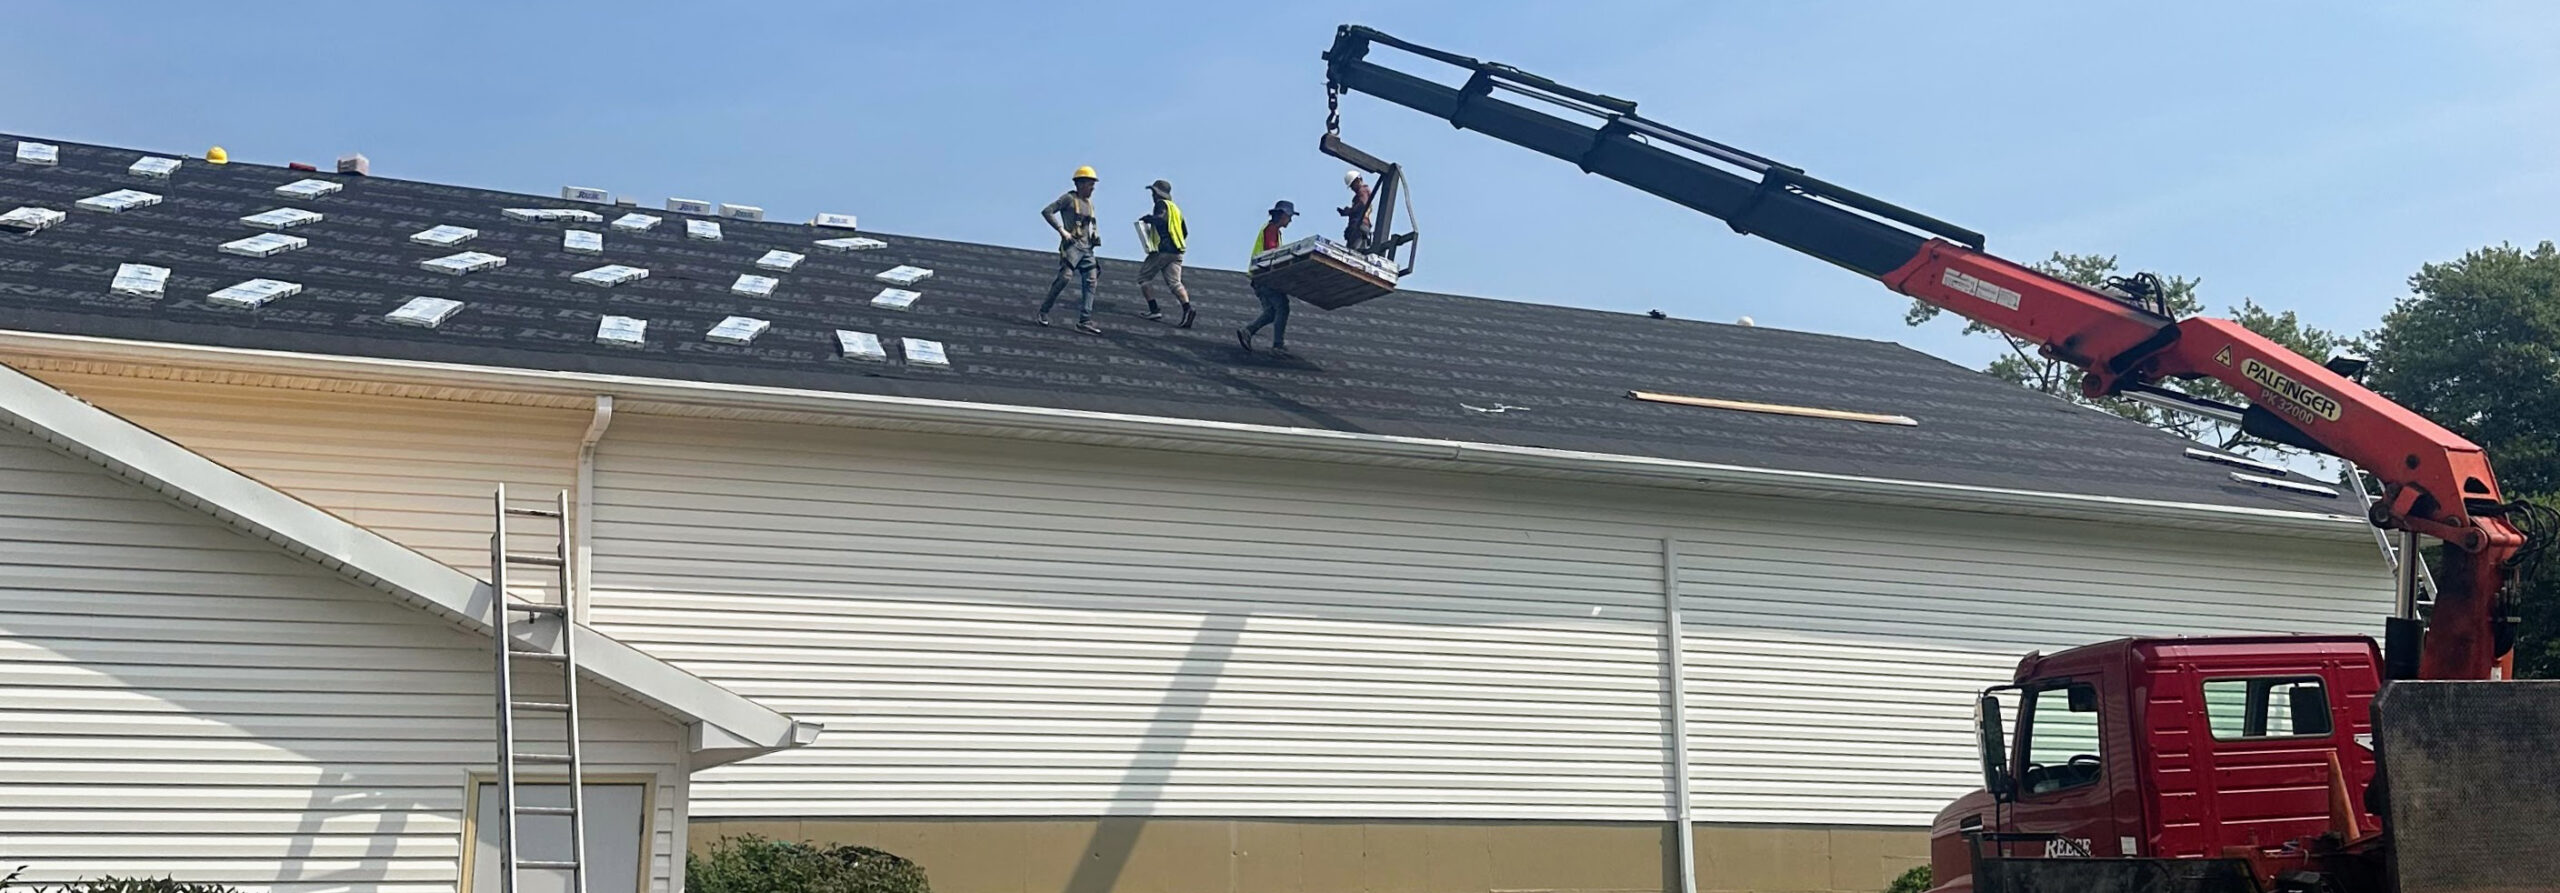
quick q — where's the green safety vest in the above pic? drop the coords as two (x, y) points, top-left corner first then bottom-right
(1141, 199), (1187, 254)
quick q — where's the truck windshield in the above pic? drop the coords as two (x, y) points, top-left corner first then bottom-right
(2019, 682), (2103, 795)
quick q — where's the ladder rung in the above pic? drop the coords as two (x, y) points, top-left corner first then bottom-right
(510, 651), (569, 662)
(514, 805), (577, 816)
(511, 700), (571, 712)
(508, 602), (566, 616)
(505, 553), (566, 567)
(517, 860), (581, 870)
(514, 753), (574, 763)
(506, 507), (565, 518)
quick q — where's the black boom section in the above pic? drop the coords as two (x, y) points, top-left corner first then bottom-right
(1322, 25), (1970, 280)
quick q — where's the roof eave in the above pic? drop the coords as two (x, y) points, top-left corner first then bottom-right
(0, 329), (2372, 540)
(0, 357), (812, 757)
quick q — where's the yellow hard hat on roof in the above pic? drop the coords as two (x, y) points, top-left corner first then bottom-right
(1071, 165), (1097, 181)
(205, 146), (229, 164)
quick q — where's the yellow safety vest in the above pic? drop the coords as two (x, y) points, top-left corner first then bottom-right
(1143, 199), (1186, 253)
(1249, 223), (1282, 262)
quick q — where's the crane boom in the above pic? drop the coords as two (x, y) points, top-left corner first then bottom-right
(1321, 25), (2533, 680)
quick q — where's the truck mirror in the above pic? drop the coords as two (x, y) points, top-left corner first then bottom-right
(1976, 694), (2014, 803)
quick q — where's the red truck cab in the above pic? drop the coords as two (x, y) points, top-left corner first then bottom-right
(1928, 636), (2383, 893)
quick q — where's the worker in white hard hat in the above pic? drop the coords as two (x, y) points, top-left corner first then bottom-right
(1337, 170), (1374, 252)
(1039, 165), (1105, 334)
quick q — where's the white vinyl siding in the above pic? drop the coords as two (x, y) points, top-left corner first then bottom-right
(590, 417), (2388, 825)
(18, 366), (2393, 828)
(28, 370), (585, 575)
(1676, 508), (2387, 825)
(590, 417), (1675, 821)
(0, 431), (686, 893)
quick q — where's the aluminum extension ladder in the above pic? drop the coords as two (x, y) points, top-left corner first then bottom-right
(2348, 466), (2436, 616)
(490, 484), (590, 893)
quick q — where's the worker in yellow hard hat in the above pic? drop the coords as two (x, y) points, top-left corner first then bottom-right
(205, 146), (229, 165)
(1038, 166), (1105, 334)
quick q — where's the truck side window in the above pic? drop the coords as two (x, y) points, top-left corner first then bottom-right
(2018, 682), (2102, 795)
(2203, 676), (2332, 739)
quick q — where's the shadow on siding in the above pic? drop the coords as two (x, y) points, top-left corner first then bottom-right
(1059, 613), (1247, 893)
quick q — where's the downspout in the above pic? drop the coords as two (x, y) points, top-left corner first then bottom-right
(574, 395), (614, 624)
(1661, 537), (1698, 893)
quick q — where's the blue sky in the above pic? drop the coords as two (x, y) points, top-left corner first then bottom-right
(6, 2), (2553, 371)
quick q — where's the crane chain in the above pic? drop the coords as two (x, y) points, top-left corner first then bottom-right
(1326, 81), (1342, 136)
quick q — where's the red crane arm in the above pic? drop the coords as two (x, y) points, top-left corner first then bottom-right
(1320, 25), (2534, 680)
(1885, 243), (2523, 680)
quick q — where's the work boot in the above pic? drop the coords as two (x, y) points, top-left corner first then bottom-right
(1177, 304), (1196, 328)
(1075, 320), (1104, 335)
(1234, 328), (1253, 352)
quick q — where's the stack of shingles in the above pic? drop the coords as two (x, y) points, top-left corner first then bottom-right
(641, 198), (948, 370)
(3, 141), (192, 303)
(202, 176), (336, 308)
(440, 187), (945, 367)
(13, 139), (958, 373)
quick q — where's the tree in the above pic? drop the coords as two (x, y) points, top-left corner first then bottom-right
(1907, 252), (2354, 456)
(2366, 241), (2560, 678)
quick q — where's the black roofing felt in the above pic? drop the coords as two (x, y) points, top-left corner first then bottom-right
(0, 135), (2342, 515)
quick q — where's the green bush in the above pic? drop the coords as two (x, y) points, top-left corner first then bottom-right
(1884, 864), (1931, 893)
(26, 879), (239, 893)
(688, 834), (928, 893)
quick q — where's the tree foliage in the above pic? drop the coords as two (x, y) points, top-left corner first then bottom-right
(1908, 252), (2350, 455)
(2366, 241), (2560, 677)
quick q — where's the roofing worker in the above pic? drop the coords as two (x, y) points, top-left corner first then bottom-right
(1338, 171), (1374, 252)
(1236, 200), (1298, 355)
(1038, 166), (1105, 334)
(1135, 179), (1195, 328)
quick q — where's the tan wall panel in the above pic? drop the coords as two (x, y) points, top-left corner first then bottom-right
(695, 818), (1919, 893)
(28, 369), (586, 578)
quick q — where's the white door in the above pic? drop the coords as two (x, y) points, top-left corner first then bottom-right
(471, 783), (647, 893)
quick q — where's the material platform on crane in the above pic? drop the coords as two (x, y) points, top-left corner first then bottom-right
(1248, 235), (1398, 310)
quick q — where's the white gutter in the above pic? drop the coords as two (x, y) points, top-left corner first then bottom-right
(0, 329), (2370, 538)
(575, 395), (613, 625)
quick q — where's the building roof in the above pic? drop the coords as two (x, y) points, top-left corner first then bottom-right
(0, 134), (2351, 519)
(0, 357), (817, 767)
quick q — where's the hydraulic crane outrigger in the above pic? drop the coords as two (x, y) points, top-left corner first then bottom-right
(1319, 25), (2545, 683)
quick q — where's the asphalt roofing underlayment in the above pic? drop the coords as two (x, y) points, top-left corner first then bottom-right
(0, 134), (2344, 515)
